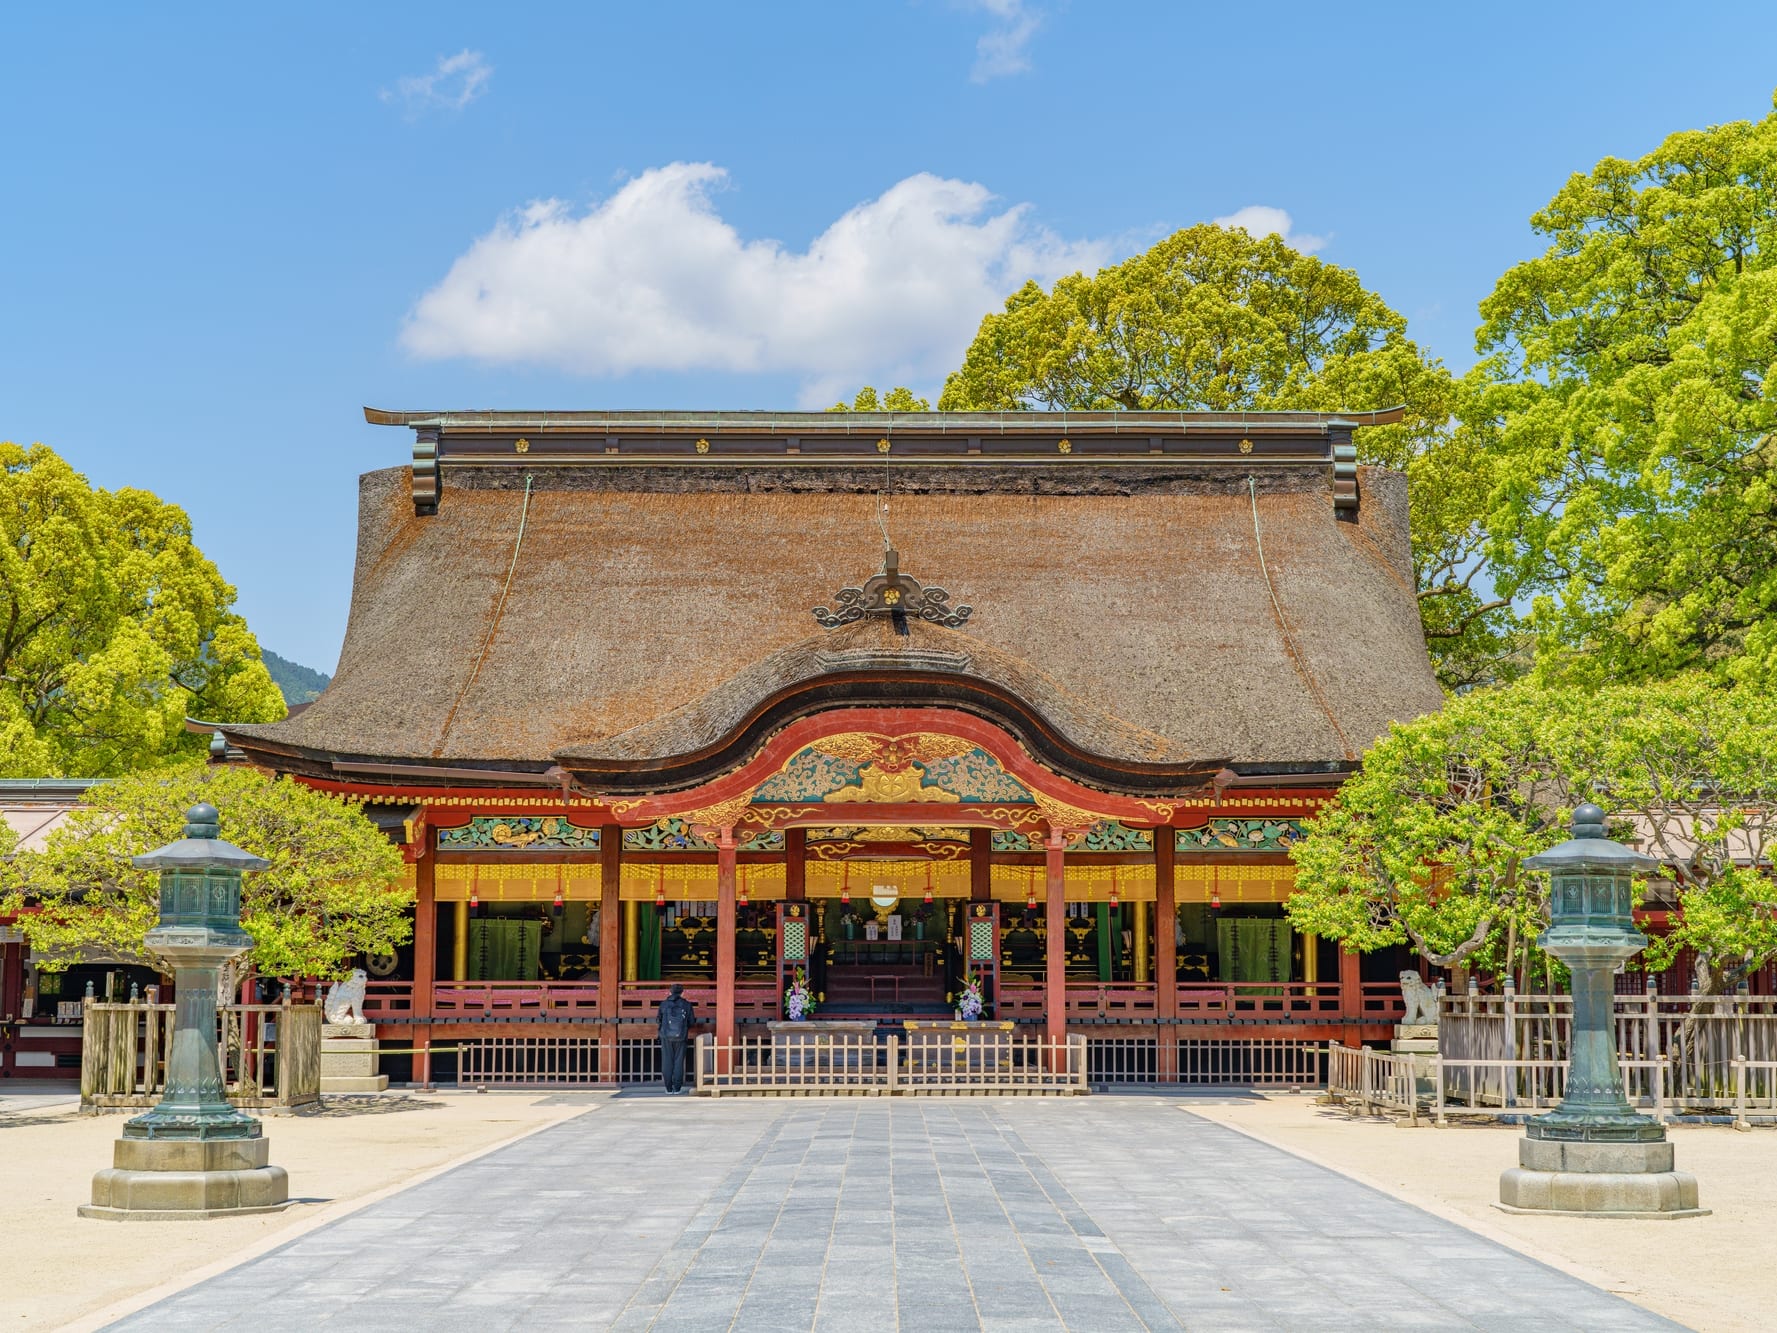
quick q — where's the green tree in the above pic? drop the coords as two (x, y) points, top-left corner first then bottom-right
(1554, 677), (1777, 996)
(0, 442), (285, 776)
(5, 761), (410, 981)
(1465, 94), (1777, 688)
(1285, 683), (1581, 979)
(1289, 675), (1777, 995)
(828, 386), (931, 412)
(936, 223), (1516, 687)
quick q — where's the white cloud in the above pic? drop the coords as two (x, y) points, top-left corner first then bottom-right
(969, 0), (1042, 82)
(1212, 205), (1328, 254)
(382, 50), (491, 117)
(400, 164), (1110, 405)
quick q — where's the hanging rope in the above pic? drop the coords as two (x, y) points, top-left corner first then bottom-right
(435, 474), (534, 755)
(1247, 476), (1353, 760)
(876, 439), (894, 555)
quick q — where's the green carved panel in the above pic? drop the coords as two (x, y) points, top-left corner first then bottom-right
(437, 816), (601, 853)
(622, 818), (784, 853)
(1176, 819), (1306, 853)
(1076, 821), (1153, 852)
(990, 822), (1153, 854)
(623, 818), (715, 851)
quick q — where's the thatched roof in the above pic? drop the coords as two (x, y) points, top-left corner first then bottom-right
(226, 433), (1443, 791)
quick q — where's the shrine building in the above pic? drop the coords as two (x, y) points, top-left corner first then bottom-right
(219, 407), (1444, 1088)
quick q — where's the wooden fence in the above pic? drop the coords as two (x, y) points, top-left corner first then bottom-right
(81, 998), (322, 1111)
(1437, 987), (1777, 1113)
(1326, 1044), (1422, 1124)
(694, 1031), (1088, 1096)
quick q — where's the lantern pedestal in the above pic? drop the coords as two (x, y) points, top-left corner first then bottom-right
(1495, 804), (1707, 1219)
(1498, 1138), (1705, 1219)
(79, 1136), (290, 1221)
(78, 803), (292, 1221)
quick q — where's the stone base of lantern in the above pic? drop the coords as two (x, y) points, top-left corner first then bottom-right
(1497, 1138), (1709, 1219)
(79, 1134), (291, 1221)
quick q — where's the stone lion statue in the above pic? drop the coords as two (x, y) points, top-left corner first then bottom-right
(1399, 970), (1438, 1025)
(324, 968), (370, 1025)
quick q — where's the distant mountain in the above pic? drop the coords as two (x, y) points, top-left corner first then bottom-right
(263, 650), (331, 706)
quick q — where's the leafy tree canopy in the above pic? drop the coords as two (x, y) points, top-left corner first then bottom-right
(6, 761), (410, 980)
(0, 442), (285, 776)
(828, 386), (931, 412)
(1288, 676), (1777, 994)
(1466, 95), (1777, 688)
(936, 223), (1515, 687)
(1285, 682), (1576, 979)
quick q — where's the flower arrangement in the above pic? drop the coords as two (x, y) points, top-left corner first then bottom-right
(784, 967), (817, 1021)
(957, 970), (985, 1021)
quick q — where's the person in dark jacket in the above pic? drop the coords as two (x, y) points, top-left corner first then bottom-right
(657, 983), (695, 1093)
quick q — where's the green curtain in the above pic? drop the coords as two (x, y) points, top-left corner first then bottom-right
(468, 919), (542, 981)
(1096, 904), (1118, 982)
(1217, 919), (1290, 988)
(641, 907), (662, 981)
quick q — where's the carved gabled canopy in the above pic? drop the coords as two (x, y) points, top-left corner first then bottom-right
(813, 548), (972, 630)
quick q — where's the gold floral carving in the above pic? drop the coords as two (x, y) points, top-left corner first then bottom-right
(826, 764), (960, 804)
(1031, 790), (1101, 832)
(681, 791), (757, 832)
(856, 826), (919, 842)
(803, 732), (979, 804)
(807, 732), (977, 766)
(917, 841), (969, 861)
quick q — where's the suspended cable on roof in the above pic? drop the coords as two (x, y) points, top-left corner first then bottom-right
(434, 474), (534, 755)
(1247, 475), (1354, 761)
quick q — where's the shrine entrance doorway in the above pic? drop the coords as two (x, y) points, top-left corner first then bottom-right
(798, 833), (967, 1019)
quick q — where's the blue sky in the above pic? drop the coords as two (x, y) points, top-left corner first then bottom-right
(5, 2), (1776, 674)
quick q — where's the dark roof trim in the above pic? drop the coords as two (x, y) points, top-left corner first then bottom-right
(557, 670), (1231, 797)
(0, 778), (106, 799)
(366, 407), (1407, 433)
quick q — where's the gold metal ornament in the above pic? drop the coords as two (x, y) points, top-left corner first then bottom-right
(514, 438), (530, 454)
(877, 439), (892, 453)
(695, 438), (710, 454)
(1057, 438), (1072, 454)
(1239, 438), (1253, 454)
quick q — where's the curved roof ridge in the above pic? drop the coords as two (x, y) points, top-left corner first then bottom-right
(560, 617), (1190, 773)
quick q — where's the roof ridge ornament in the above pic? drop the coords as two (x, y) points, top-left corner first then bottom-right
(813, 548), (973, 630)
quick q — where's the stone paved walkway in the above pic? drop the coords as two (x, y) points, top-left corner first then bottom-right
(109, 1092), (1686, 1332)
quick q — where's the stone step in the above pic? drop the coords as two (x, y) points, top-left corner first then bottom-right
(320, 1075), (390, 1093)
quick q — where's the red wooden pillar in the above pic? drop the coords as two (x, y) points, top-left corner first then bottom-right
(716, 829), (738, 1047)
(1044, 830), (1067, 1051)
(2, 937), (23, 1022)
(1154, 827), (1178, 1082)
(970, 829), (992, 901)
(1339, 947), (1363, 1047)
(598, 824), (622, 1083)
(412, 852), (437, 1086)
(786, 828), (806, 901)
